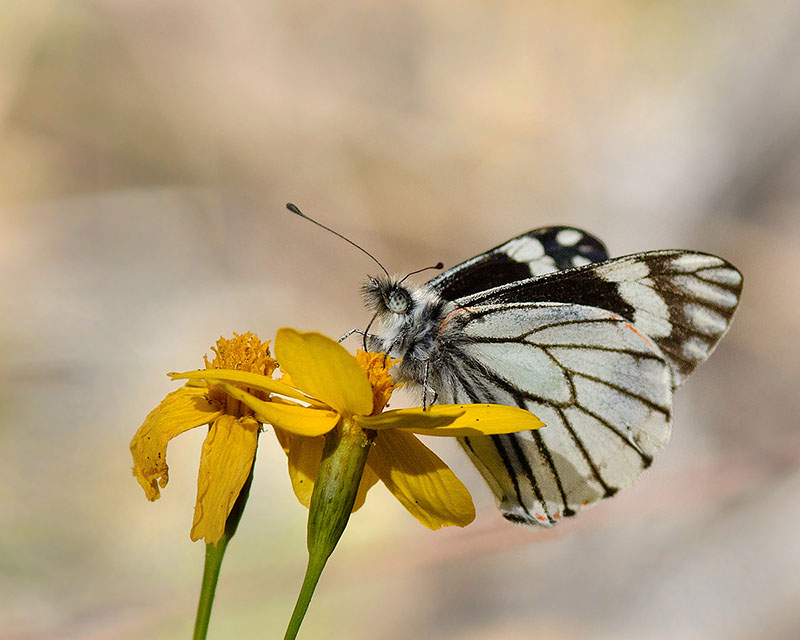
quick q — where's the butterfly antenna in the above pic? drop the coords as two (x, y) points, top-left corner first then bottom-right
(399, 262), (444, 284)
(286, 203), (390, 278)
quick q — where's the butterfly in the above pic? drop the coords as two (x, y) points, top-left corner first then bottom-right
(361, 225), (743, 526)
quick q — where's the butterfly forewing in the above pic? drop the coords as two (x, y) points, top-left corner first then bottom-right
(454, 250), (743, 386)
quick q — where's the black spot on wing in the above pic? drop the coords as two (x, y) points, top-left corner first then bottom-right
(427, 226), (608, 301)
(463, 266), (636, 320)
(534, 226), (608, 270)
(434, 254), (533, 301)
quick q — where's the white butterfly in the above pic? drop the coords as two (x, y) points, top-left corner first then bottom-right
(361, 226), (743, 526)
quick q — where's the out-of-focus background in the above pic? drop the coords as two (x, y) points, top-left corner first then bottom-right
(2, 2), (799, 639)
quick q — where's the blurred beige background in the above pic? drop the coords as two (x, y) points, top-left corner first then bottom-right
(2, 2), (799, 639)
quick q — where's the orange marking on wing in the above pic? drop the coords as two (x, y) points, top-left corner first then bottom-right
(439, 306), (471, 330)
(623, 321), (656, 350)
(582, 500), (589, 507)
(535, 514), (547, 522)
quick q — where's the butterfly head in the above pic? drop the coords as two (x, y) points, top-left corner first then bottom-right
(362, 276), (414, 317)
(361, 263), (446, 357)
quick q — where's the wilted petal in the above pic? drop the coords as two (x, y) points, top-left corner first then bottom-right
(275, 329), (373, 416)
(130, 387), (222, 501)
(190, 415), (259, 544)
(367, 430), (475, 529)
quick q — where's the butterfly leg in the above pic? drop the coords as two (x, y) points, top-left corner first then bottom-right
(338, 328), (364, 342)
(337, 328), (379, 343)
(421, 360), (438, 410)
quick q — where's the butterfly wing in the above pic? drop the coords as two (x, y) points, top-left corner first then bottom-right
(455, 250), (743, 387)
(427, 226), (609, 300)
(435, 301), (673, 525)
(431, 249), (741, 526)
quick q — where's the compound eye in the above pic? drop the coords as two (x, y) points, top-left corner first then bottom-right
(387, 289), (409, 314)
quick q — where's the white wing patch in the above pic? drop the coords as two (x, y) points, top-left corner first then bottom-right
(595, 259), (650, 281)
(502, 236), (558, 276)
(467, 341), (573, 404)
(685, 303), (728, 335)
(442, 302), (673, 526)
(682, 336), (710, 361)
(672, 275), (739, 308)
(617, 280), (672, 338)
(669, 253), (724, 272)
(696, 266), (743, 286)
(555, 228), (583, 246)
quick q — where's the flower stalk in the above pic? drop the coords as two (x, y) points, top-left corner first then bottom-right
(193, 455), (257, 640)
(284, 418), (374, 640)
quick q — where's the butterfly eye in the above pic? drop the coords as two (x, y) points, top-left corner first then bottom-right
(387, 289), (410, 314)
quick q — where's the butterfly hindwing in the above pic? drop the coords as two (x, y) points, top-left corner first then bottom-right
(437, 302), (673, 525)
(427, 226), (609, 301)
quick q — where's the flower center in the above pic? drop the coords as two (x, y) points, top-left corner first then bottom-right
(355, 351), (402, 415)
(204, 332), (277, 415)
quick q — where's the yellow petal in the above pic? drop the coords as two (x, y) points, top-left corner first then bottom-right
(352, 462), (380, 512)
(285, 432), (325, 508)
(130, 387), (222, 501)
(190, 415), (259, 544)
(275, 328), (373, 416)
(218, 383), (339, 437)
(275, 428), (379, 513)
(367, 430), (475, 529)
(358, 404), (545, 437)
(169, 369), (326, 407)
(272, 424), (292, 455)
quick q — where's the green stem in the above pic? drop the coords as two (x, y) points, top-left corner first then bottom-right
(282, 548), (327, 640)
(194, 537), (230, 640)
(283, 419), (373, 640)
(193, 449), (257, 640)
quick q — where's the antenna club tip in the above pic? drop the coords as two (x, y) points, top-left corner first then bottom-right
(286, 202), (300, 213)
(435, 262), (444, 269)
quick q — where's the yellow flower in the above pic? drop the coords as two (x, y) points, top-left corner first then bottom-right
(171, 328), (545, 530)
(130, 332), (276, 544)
